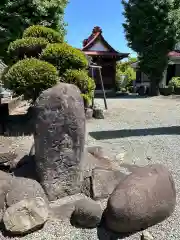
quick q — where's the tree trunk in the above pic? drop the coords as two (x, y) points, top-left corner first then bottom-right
(149, 77), (160, 96)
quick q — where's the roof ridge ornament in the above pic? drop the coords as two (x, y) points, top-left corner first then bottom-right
(92, 26), (102, 34)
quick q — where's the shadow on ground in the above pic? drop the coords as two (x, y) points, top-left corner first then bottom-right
(96, 213), (138, 240)
(0, 113), (34, 137)
(89, 126), (180, 140)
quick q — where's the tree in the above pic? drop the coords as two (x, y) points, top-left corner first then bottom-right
(122, 0), (180, 96)
(0, 0), (68, 63)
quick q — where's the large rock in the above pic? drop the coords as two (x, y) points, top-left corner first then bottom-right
(92, 168), (126, 200)
(81, 147), (133, 198)
(82, 147), (121, 178)
(49, 193), (88, 220)
(71, 198), (103, 228)
(93, 108), (104, 119)
(6, 177), (48, 207)
(0, 171), (12, 221)
(34, 83), (86, 201)
(105, 164), (176, 233)
(3, 197), (49, 235)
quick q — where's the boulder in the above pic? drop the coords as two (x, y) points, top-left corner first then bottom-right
(93, 108), (104, 119)
(82, 147), (121, 178)
(71, 198), (103, 228)
(0, 171), (12, 221)
(34, 83), (86, 201)
(105, 164), (176, 233)
(3, 197), (49, 235)
(92, 168), (126, 200)
(49, 193), (88, 220)
(6, 177), (48, 207)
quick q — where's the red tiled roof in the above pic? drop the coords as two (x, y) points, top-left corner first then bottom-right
(168, 51), (180, 57)
(82, 26), (126, 53)
(82, 26), (129, 59)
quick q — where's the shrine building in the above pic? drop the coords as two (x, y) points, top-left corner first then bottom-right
(82, 26), (129, 90)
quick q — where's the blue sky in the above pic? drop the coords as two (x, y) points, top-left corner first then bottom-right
(64, 0), (136, 58)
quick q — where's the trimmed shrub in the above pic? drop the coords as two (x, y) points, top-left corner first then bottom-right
(63, 69), (96, 106)
(3, 58), (59, 101)
(40, 43), (88, 75)
(23, 25), (63, 43)
(169, 77), (180, 89)
(8, 37), (49, 61)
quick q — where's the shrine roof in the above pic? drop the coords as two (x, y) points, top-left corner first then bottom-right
(82, 26), (129, 58)
(168, 51), (180, 57)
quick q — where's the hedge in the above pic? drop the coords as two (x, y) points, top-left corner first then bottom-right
(23, 25), (63, 43)
(40, 43), (88, 76)
(8, 37), (49, 61)
(3, 58), (59, 101)
(63, 69), (95, 106)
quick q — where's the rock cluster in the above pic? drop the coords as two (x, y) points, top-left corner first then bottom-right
(0, 83), (176, 238)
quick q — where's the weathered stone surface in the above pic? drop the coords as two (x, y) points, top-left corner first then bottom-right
(0, 171), (12, 221)
(49, 193), (88, 220)
(82, 148), (121, 178)
(85, 108), (93, 120)
(92, 168), (126, 200)
(34, 83), (86, 201)
(105, 164), (176, 233)
(3, 197), (49, 234)
(6, 177), (48, 207)
(71, 198), (103, 228)
(93, 108), (104, 119)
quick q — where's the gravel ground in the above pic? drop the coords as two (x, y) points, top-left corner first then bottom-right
(86, 95), (180, 240)
(1, 96), (180, 239)
(0, 101), (33, 165)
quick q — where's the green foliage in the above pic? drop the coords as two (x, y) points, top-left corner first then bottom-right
(8, 37), (49, 62)
(122, 0), (180, 95)
(127, 85), (134, 93)
(0, 0), (68, 63)
(3, 58), (59, 101)
(40, 43), (88, 75)
(169, 77), (180, 88)
(23, 25), (63, 43)
(116, 58), (136, 90)
(63, 69), (96, 106)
